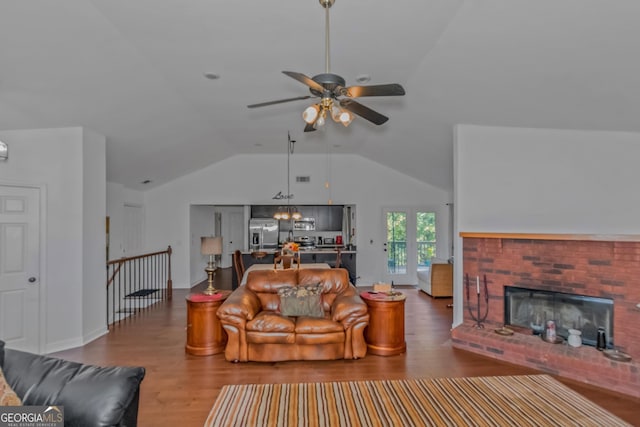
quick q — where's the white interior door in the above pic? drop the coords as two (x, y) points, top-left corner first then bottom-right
(382, 207), (437, 285)
(0, 185), (41, 352)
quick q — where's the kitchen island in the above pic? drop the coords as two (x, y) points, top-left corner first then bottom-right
(235, 248), (357, 288)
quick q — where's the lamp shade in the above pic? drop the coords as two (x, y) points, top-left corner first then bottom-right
(201, 236), (222, 255)
(290, 208), (302, 220)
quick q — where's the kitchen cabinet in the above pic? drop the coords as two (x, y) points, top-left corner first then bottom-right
(299, 206), (316, 219)
(251, 205), (277, 219)
(315, 205), (343, 231)
(328, 205), (343, 231)
(340, 252), (357, 284)
(279, 219), (291, 231)
(250, 204), (344, 232)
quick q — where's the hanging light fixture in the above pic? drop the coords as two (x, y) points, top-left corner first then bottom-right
(298, 0), (355, 131)
(246, 0), (406, 132)
(302, 96), (353, 130)
(325, 140), (333, 205)
(274, 132), (302, 222)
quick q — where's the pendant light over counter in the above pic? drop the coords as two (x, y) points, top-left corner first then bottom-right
(274, 132), (302, 221)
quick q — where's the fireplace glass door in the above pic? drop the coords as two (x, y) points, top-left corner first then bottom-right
(504, 286), (613, 348)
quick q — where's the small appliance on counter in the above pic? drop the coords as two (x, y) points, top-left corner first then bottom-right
(293, 235), (316, 249)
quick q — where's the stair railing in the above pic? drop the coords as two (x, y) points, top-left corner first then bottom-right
(106, 246), (172, 326)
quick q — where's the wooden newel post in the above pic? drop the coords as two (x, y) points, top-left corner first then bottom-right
(167, 245), (173, 300)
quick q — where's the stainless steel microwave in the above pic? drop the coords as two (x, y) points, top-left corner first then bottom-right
(293, 218), (315, 231)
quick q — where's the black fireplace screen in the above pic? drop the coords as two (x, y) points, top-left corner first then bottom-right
(504, 286), (613, 348)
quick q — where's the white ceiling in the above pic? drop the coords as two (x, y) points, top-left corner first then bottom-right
(2, 0), (640, 191)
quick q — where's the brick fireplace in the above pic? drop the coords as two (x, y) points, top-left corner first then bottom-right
(451, 234), (640, 398)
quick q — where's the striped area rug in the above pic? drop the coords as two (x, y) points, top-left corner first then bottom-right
(205, 374), (630, 427)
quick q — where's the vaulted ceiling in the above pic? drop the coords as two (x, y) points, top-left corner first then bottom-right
(2, 1), (640, 191)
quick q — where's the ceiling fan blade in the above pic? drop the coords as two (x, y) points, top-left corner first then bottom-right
(304, 123), (317, 133)
(339, 99), (389, 125)
(341, 83), (406, 98)
(247, 95), (312, 108)
(282, 71), (326, 93)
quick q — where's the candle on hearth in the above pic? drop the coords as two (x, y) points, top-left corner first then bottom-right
(476, 276), (480, 294)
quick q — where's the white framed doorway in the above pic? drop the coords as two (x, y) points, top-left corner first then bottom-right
(219, 207), (244, 268)
(382, 207), (437, 285)
(189, 205), (246, 284)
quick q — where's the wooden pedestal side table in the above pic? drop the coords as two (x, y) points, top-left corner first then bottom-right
(360, 291), (406, 356)
(185, 290), (231, 356)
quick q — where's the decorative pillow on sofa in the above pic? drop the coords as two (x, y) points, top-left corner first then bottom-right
(0, 367), (21, 406)
(278, 284), (324, 318)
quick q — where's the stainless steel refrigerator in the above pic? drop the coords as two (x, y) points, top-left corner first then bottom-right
(249, 219), (279, 250)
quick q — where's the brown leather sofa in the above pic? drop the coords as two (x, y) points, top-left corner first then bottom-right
(217, 268), (369, 362)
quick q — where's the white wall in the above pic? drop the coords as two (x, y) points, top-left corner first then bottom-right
(106, 182), (124, 261)
(106, 182), (144, 260)
(145, 154), (452, 288)
(453, 124), (640, 327)
(81, 129), (107, 343)
(456, 125), (640, 234)
(0, 127), (106, 353)
(189, 205), (215, 285)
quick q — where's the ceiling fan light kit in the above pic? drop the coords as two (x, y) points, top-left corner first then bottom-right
(247, 0), (405, 132)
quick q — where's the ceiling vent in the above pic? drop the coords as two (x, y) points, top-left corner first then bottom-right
(296, 176), (311, 183)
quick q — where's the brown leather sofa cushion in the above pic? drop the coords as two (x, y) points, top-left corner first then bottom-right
(296, 332), (344, 345)
(247, 332), (296, 345)
(247, 312), (295, 333)
(247, 269), (299, 311)
(295, 317), (343, 334)
(298, 269), (351, 310)
(247, 269), (298, 293)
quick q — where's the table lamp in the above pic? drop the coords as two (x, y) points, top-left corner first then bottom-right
(201, 236), (222, 295)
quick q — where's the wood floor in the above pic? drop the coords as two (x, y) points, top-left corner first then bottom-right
(53, 268), (640, 427)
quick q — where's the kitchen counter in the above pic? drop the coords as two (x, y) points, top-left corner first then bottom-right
(242, 248), (356, 254)
(235, 248), (357, 287)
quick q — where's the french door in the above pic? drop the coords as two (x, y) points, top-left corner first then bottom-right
(382, 208), (436, 285)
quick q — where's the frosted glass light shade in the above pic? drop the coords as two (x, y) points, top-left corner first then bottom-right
(302, 105), (319, 124)
(331, 105), (342, 122)
(339, 110), (353, 126)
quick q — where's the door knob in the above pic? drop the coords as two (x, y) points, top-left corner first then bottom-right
(28, 277), (37, 283)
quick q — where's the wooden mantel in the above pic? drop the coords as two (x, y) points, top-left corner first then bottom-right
(459, 232), (640, 242)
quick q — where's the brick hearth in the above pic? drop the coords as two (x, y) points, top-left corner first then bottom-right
(452, 235), (640, 398)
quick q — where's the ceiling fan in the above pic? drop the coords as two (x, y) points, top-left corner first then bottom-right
(247, 0), (406, 132)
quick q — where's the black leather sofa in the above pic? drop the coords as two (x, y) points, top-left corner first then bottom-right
(0, 340), (145, 427)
